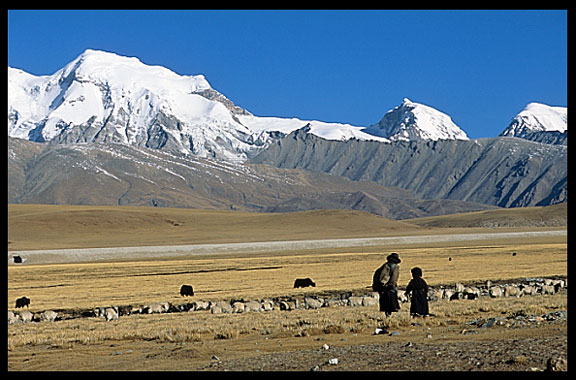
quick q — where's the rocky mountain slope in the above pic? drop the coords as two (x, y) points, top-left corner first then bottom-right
(8, 137), (497, 219)
(8, 49), (567, 215)
(251, 128), (567, 208)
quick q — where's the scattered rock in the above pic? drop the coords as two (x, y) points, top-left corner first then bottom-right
(7, 276), (567, 325)
(546, 357), (567, 371)
(40, 310), (58, 322)
(467, 309), (567, 330)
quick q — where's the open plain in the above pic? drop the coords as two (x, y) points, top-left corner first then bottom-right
(7, 204), (567, 371)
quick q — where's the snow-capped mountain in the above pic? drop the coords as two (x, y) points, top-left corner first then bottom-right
(8, 49), (388, 162)
(499, 102), (567, 138)
(364, 98), (469, 142)
(7, 50), (567, 213)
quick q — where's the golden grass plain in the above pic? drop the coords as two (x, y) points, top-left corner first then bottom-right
(7, 204), (567, 371)
(8, 204), (567, 312)
(8, 238), (566, 312)
(8, 204), (427, 250)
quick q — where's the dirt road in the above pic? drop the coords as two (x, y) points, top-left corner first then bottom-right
(8, 230), (566, 265)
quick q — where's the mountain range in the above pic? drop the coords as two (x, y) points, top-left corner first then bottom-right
(252, 128), (566, 208)
(8, 49), (567, 218)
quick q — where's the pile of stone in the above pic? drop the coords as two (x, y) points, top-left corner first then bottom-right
(8, 277), (566, 323)
(427, 277), (566, 302)
(8, 309), (58, 324)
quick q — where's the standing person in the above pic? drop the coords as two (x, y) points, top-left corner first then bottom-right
(372, 253), (401, 317)
(405, 267), (429, 318)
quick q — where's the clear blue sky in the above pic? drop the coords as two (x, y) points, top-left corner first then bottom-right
(8, 9), (567, 139)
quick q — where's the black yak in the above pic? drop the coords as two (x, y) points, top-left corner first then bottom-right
(15, 296), (30, 308)
(293, 278), (316, 288)
(180, 284), (194, 297)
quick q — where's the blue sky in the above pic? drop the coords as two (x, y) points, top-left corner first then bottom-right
(8, 10), (567, 139)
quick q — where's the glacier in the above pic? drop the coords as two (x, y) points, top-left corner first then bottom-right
(8, 49), (476, 162)
(8, 49), (566, 163)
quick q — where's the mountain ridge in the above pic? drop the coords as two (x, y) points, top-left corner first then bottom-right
(7, 49), (567, 217)
(251, 129), (567, 208)
(8, 136), (499, 219)
(10, 49), (566, 163)
(9, 49), (388, 162)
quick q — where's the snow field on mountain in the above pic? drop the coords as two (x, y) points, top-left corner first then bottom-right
(8, 49), (567, 162)
(501, 102), (567, 138)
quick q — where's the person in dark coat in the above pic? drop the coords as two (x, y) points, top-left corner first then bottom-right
(373, 253), (401, 317)
(405, 267), (429, 317)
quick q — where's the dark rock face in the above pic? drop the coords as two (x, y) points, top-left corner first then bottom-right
(8, 137), (502, 219)
(251, 129), (567, 208)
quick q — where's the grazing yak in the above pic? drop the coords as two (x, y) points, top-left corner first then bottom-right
(180, 284), (194, 297)
(15, 296), (30, 308)
(293, 278), (316, 288)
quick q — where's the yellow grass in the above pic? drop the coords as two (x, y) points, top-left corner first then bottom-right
(7, 204), (567, 371)
(8, 240), (566, 312)
(8, 204), (425, 250)
(7, 293), (567, 352)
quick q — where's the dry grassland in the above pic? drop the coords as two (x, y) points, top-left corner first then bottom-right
(8, 293), (566, 350)
(8, 239), (566, 312)
(9, 203), (566, 251)
(7, 204), (567, 371)
(407, 202), (567, 228)
(8, 204), (425, 250)
(10, 204), (566, 311)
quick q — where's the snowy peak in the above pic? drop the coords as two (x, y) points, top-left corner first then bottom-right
(9, 49), (392, 161)
(365, 98), (469, 142)
(60, 49), (213, 94)
(11, 49), (567, 164)
(500, 102), (567, 138)
(8, 49), (262, 160)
